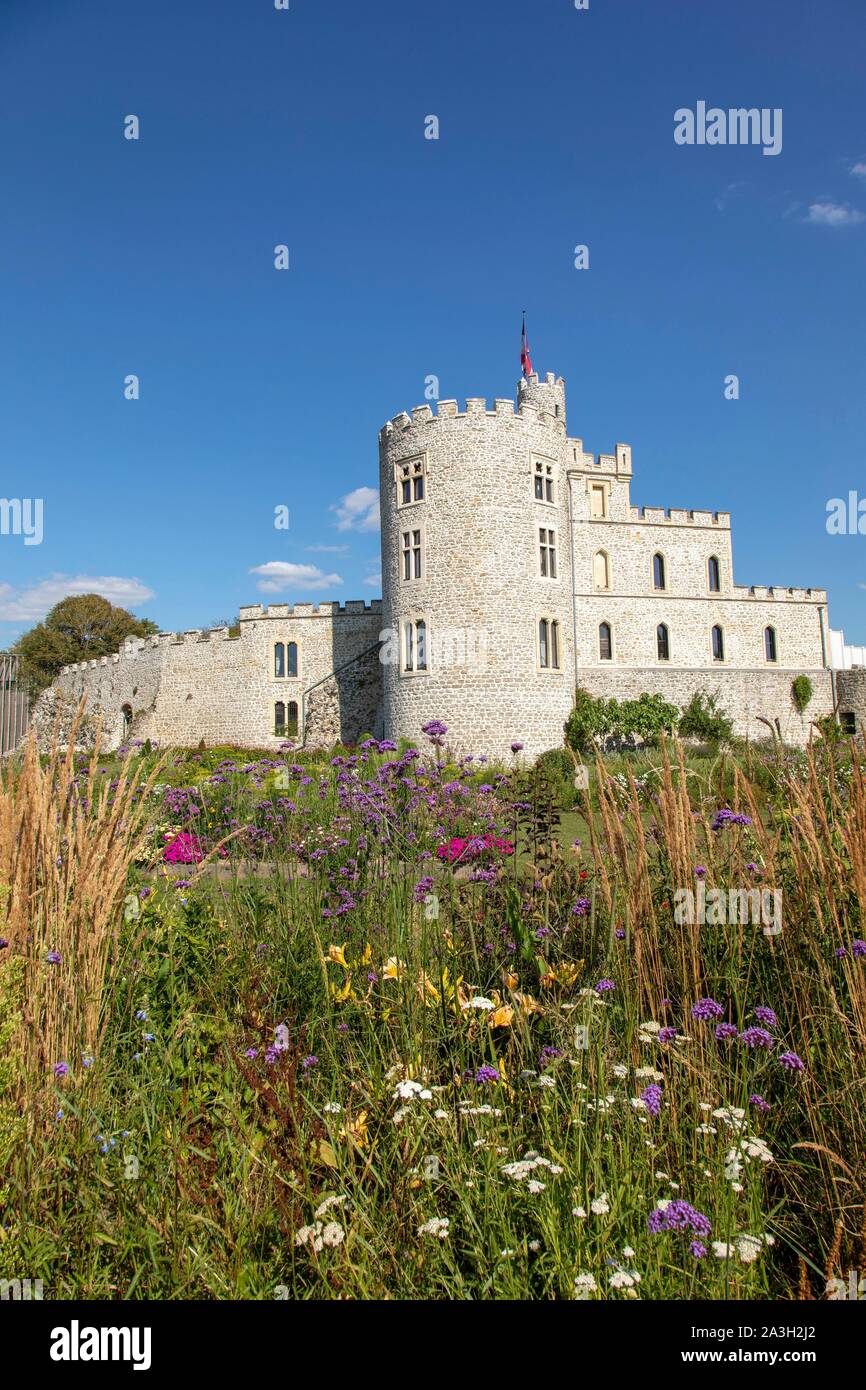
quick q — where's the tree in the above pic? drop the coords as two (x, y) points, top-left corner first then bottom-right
(13, 594), (158, 699)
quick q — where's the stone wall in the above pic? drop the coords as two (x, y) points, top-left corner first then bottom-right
(35, 603), (384, 752)
(836, 668), (866, 742)
(580, 666), (835, 745)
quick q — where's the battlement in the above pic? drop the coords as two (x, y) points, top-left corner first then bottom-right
(568, 441), (633, 474)
(57, 603), (384, 674)
(731, 585), (828, 603)
(380, 373), (568, 442)
(238, 600), (382, 621)
(628, 506), (731, 527)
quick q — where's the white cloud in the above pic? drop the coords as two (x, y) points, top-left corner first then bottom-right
(249, 561), (342, 594)
(363, 571), (382, 589)
(805, 201), (865, 227)
(850, 162), (866, 179)
(306, 544), (349, 553)
(0, 574), (155, 623)
(330, 486), (380, 533)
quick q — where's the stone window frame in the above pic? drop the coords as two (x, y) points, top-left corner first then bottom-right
(400, 520), (425, 583)
(538, 526), (558, 579)
(532, 455), (557, 506)
(711, 624), (726, 663)
(274, 641), (300, 680)
(763, 626), (778, 663)
(588, 480), (610, 521)
(598, 620), (614, 663)
(656, 622), (670, 663)
(274, 699), (299, 737)
(537, 615), (562, 673)
(395, 454), (427, 509)
(840, 710), (856, 735)
(652, 551), (667, 592)
(707, 555), (722, 593)
(592, 548), (611, 591)
(400, 615), (429, 677)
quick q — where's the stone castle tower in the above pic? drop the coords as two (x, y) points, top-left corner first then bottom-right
(379, 372), (575, 753)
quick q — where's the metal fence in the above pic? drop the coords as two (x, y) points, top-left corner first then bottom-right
(0, 652), (28, 755)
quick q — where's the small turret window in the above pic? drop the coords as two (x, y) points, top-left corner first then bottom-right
(274, 642), (298, 678)
(599, 622), (613, 662)
(712, 625), (725, 662)
(402, 528), (423, 581)
(657, 623), (670, 661)
(538, 618), (561, 670)
(764, 627), (777, 663)
(653, 553), (666, 591)
(397, 457), (426, 508)
(534, 459), (556, 503)
(539, 528), (557, 579)
(708, 556), (721, 592)
(402, 618), (428, 673)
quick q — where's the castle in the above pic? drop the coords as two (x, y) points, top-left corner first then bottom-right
(35, 369), (865, 758)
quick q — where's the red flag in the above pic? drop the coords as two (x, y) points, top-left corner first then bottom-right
(521, 314), (533, 379)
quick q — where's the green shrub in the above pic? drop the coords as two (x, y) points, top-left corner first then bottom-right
(536, 747), (579, 808)
(791, 675), (813, 714)
(678, 690), (734, 747)
(617, 693), (679, 746)
(565, 688), (618, 755)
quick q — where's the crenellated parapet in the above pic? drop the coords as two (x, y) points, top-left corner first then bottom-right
(238, 600), (382, 621)
(732, 585), (828, 602)
(629, 506), (731, 527)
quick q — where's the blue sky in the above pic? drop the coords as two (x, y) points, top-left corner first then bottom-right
(1, 0), (864, 644)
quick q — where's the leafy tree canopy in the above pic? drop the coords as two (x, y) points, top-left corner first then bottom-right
(12, 594), (158, 699)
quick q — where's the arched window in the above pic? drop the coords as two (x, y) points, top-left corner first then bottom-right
(711, 625), (725, 662)
(657, 623), (670, 661)
(708, 556), (721, 593)
(592, 550), (610, 590)
(287, 641), (298, 677)
(599, 622), (612, 662)
(416, 620), (427, 671)
(403, 621), (414, 672)
(275, 701), (286, 732)
(286, 701), (299, 735)
(764, 626), (777, 663)
(274, 642), (285, 678)
(653, 553), (666, 591)
(121, 704), (133, 740)
(550, 620), (560, 670)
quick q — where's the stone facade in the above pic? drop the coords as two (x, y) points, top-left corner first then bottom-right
(33, 367), (865, 756)
(37, 603), (382, 752)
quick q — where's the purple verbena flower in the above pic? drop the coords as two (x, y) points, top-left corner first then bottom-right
(739, 1027), (775, 1050)
(648, 1200), (711, 1237)
(691, 997), (723, 1022)
(779, 1051), (805, 1072)
(641, 1083), (663, 1116)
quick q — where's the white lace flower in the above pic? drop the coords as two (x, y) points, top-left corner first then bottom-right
(417, 1216), (449, 1239)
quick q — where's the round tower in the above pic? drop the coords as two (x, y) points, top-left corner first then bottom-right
(378, 373), (574, 759)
